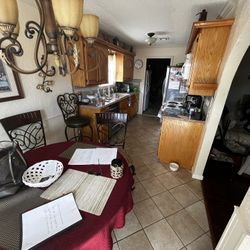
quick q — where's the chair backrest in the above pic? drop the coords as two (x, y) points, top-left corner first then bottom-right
(0, 110), (46, 153)
(95, 112), (128, 148)
(57, 93), (79, 121)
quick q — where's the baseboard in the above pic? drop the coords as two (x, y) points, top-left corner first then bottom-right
(192, 174), (204, 180)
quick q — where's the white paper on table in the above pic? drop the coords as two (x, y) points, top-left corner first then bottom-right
(21, 193), (82, 250)
(95, 148), (117, 165)
(68, 148), (117, 165)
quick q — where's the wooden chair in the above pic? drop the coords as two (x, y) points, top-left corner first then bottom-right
(95, 112), (136, 177)
(57, 93), (93, 141)
(0, 110), (46, 153)
(95, 112), (128, 148)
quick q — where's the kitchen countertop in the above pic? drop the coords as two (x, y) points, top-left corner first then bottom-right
(161, 108), (206, 122)
(79, 92), (137, 109)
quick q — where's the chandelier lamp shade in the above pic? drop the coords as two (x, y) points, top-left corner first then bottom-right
(80, 14), (99, 44)
(52, 0), (84, 37)
(0, 0), (99, 77)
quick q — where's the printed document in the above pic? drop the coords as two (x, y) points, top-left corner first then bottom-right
(21, 193), (82, 250)
(68, 147), (117, 165)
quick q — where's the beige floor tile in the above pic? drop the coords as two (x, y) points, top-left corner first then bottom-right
(186, 201), (209, 232)
(167, 209), (204, 245)
(133, 198), (163, 227)
(172, 168), (193, 184)
(132, 182), (150, 203)
(112, 230), (117, 243)
(118, 230), (153, 250)
(114, 210), (142, 241)
(206, 231), (211, 238)
(147, 162), (169, 176)
(144, 219), (184, 250)
(133, 175), (139, 183)
(157, 172), (182, 190)
(113, 243), (119, 250)
(131, 157), (147, 168)
(152, 191), (183, 217)
(186, 234), (213, 250)
(170, 184), (199, 207)
(186, 180), (203, 199)
(141, 177), (166, 196)
(136, 167), (155, 181)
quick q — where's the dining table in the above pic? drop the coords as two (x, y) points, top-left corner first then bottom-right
(0, 141), (134, 250)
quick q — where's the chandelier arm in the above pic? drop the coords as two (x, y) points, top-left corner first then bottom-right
(65, 37), (79, 75)
(0, 0), (55, 76)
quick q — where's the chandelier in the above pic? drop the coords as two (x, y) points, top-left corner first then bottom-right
(0, 0), (99, 77)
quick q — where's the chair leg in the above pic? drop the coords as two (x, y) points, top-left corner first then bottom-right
(78, 128), (83, 142)
(65, 126), (69, 141)
(89, 125), (93, 141)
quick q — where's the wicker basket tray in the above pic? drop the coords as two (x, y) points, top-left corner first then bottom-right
(22, 160), (64, 188)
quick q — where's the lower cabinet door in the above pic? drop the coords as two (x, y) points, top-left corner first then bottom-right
(158, 117), (204, 170)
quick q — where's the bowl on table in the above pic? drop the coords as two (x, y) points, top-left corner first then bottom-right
(22, 160), (63, 188)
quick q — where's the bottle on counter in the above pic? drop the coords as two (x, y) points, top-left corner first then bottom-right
(77, 92), (82, 102)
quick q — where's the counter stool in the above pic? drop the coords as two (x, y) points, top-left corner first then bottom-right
(57, 93), (93, 141)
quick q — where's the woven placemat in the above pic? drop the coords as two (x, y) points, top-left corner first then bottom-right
(59, 142), (96, 160)
(0, 188), (45, 250)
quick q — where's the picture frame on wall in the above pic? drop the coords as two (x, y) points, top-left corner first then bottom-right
(0, 58), (24, 102)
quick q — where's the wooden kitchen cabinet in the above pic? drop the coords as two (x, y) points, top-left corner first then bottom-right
(127, 94), (138, 119)
(186, 19), (234, 96)
(158, 117), (204, 170)
(119, 97), (129, 113)
(116, 53), (134, 82)
(79, 106), (109, 141)
(119, 94), (138, 119)
(123, 54), (134, 81)
(70, 38), (108, 87)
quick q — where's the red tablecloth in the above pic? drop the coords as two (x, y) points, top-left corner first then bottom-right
(23, 141), (134, 250)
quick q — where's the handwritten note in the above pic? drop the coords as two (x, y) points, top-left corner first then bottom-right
(21, 193), (82, 250)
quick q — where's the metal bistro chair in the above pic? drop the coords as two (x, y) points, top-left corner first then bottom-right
(95, 112), (136, 178)
(57, 93), (93, 141)
(0, 110), (46, 153)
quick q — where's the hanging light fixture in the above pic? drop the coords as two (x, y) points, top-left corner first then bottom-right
(145, 32), (157, 46)
(0, 0), (99, 77)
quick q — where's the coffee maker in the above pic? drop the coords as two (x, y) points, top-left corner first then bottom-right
(185, 95), (203, 118)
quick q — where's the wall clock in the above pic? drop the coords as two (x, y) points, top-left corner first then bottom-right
(134, 59), (143, 69)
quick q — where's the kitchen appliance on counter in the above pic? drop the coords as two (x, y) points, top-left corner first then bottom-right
(185, 95), (203, 119)
(116, 82), (133, 93)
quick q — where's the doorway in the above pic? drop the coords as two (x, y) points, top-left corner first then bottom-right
(143, 58), (171, 116)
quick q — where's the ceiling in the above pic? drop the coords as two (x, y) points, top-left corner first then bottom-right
(84, 0), (228, 48)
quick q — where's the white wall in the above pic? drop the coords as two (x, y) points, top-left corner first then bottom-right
(192, 0), (250, 179)
(133, 46), (186, 114)
(0, 1), (72, 144)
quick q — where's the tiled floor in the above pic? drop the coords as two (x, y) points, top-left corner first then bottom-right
(113, 115), (213, 250)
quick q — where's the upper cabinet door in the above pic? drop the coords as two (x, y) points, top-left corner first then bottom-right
(186, 19), (234, 96)
(116, 53), (134, 82)
(70, 40), (109, 87)
(123, 54), (134, 81)
(97, 45), (109, 84)
(85, 43), (99, 85)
